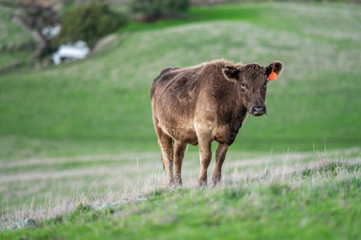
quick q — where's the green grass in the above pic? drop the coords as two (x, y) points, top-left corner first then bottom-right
(0, 6), (32, 46)
(0, 50), (32, 68)
(2, 163), (361, 239)
(0, 6), (33, 69)
(120, 3), (265, 32)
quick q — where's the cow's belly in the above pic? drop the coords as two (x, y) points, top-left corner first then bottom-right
(159, 123), (198, 145)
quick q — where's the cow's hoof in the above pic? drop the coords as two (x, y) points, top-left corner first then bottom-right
(168, 178), (182, 188)
(174, 178), (182, 187)
(167, 178), (175, 188)
(212, 175), (221, 187)
(198, 179), (207, 187)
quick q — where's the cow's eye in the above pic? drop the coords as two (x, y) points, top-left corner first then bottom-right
(241, 83), (247, 90)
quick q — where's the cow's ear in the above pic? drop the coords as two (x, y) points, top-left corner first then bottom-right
(222, 65), (241, 82)
(266, 61), (284, 79)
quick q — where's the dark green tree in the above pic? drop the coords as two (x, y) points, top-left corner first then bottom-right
(131, 0), (189, 22)
(54, 2), (127, 47)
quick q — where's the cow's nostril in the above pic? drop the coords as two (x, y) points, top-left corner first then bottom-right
(254, 106), (265, 112)
(250, 105), (266, 115)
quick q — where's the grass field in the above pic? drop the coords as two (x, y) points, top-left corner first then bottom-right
(0, 7), (32, 46)
(1, 2), (361, 239)
(1, 149), (361, 239)
(0, 6), (33, 69)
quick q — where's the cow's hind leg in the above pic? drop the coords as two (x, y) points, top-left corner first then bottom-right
(174, 141), (187, 186)
(212, 142), (229, 186)
(154, 120), (174, 187)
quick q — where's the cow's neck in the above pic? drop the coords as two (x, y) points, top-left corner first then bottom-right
(214, 81), (248, 130)
(231, 98), (248, 131)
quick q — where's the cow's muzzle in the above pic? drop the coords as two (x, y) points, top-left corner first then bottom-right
(249, 105), (266, 116)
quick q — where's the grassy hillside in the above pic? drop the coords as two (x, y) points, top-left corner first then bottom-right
(1, 2), (361, 158)
(0, 6), (33, 69)
(1, 2), (361, 239)
(0, 6), (32, 46)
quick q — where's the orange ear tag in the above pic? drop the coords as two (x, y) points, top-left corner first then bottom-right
(269, 70), (278, 81)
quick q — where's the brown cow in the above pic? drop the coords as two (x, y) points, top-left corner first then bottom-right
(150, 60), (283, 187)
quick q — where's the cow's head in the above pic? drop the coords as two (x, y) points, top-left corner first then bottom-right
(222, 61), (283, 116)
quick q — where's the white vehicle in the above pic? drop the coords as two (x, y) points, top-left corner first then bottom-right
(52, 41), (89, 65)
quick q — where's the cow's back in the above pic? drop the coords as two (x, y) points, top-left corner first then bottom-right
(151, 64), (208, 144)
(151, 64), (208, 113)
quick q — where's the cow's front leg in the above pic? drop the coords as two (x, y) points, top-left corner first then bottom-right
(212, 142), (229, 186)
(196, 129), (212, 187)
(174, 141), (187, 186)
